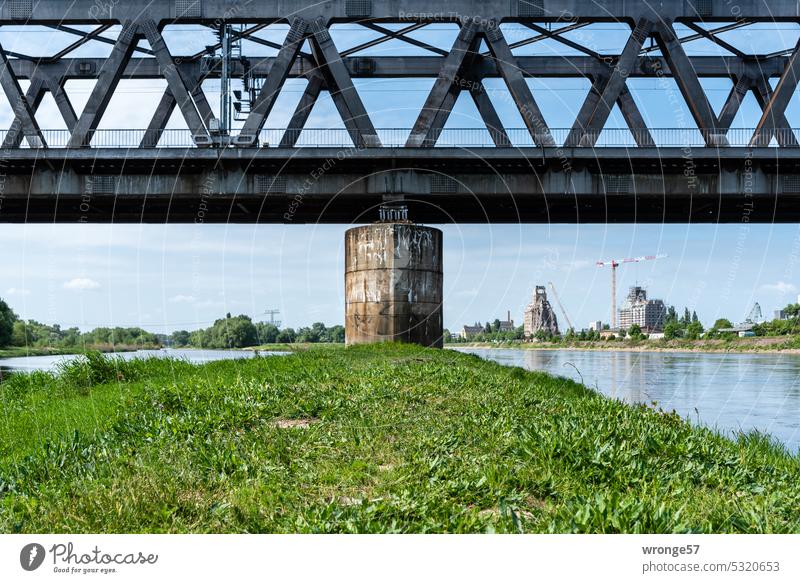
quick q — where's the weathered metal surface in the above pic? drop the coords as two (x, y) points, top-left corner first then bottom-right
(345, 223), (443, 348)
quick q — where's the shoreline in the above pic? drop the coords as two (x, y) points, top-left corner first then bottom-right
(448, 341), (800, 355)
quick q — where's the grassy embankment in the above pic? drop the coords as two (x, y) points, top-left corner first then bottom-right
(452, 335), (800, 353)
(0, 346), (798, 534)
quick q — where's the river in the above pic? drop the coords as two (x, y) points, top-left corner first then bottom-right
(0, 348), (285, 375)
(454, 348), (800, 452)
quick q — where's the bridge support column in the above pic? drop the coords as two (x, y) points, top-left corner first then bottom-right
(345, 222), (443, 348)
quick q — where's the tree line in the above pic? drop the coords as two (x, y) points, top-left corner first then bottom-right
(0, 299), (344, 350)
(0, 299), (159, 349)
(170, 314), (345, 349)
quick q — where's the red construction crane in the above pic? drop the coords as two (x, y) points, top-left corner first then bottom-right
(596, 254), (667, 330)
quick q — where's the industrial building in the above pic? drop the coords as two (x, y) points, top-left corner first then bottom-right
(524, 287), (560, 337)
(617, 287), (666, 332)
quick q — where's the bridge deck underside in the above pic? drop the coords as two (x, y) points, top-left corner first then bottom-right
(1, 148), (797, 223)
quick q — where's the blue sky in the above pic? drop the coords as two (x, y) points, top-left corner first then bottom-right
(2, 21), (800, 331)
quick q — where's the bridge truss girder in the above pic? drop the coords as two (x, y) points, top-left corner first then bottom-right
(0, 1), (798, 150)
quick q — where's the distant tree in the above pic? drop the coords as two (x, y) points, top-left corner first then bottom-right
(276, 327), (296, 343)
(484, 322), (492, 334)
(208, 314), (258, 348)
(685, 320), (704, 340)
(665, 306), (678, 325)
(712, 318), (733, 330)
(628, 324), (643, 340)
(171, 330), (190, 347)
(681, 307), (691, 326)
(663, 321), (683, 340)
(692, 311), (699, 323)
(784, 304), (800, 319)
(326, 325), (346, 343)
(255, 322), (280, 345)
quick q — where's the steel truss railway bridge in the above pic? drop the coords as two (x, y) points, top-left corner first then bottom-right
(1, 0), (800, 223)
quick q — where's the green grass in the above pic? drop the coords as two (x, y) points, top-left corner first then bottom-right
(0, 345), (798, 533)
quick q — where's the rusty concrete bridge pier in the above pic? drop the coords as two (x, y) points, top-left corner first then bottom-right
(345, 212), (444, 347)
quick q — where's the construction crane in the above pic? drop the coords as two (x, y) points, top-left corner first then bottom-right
(596, 254), (667, 330)
(548, 282), (574, 332)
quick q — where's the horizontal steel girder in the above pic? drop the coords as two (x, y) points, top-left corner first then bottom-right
(7, 56), (793, 81)
(0, 148), (797, 224)
(3, 1), (797, 23)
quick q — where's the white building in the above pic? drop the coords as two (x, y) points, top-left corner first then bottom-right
(618, 286), (666, 332)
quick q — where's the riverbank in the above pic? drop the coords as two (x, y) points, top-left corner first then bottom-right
(451, 336), (800, 354)
(0, 344), (156, 359)
(1, 344), (797, 533)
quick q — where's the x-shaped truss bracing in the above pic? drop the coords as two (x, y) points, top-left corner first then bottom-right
(0, 6), (799, 149)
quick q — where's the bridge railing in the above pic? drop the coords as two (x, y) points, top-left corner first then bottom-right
(4, 128), (798, 149)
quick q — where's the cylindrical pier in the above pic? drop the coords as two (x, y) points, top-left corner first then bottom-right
(345, 222), (443, 348)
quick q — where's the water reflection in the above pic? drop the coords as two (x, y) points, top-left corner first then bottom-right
(455, 348), (800, 451)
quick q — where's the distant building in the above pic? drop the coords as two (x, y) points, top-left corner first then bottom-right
(588, 320), (603, 332)
(618, 286), (666, 332)
(460, 324), (485, 339)
(498, 311), (515, 332)
(524, 286), (560, 337)
(775, 309), (787, 321)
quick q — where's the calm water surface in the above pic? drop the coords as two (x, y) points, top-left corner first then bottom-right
(454, 348), (800, 452)
(0, 348), (287, 375)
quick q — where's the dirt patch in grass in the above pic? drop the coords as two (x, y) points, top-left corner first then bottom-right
(271, 418), (320, 429)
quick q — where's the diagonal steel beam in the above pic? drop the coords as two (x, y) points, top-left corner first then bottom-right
(68, 21), (141, 147)
(481, 22), (591, 56)
(682, 22), (746, 58)
(235, 18), (309, 146)
(484, 23), (555, 147)
(566, 18), (653, 147)
(0, 42), (45, 148)
(616, 86), (655, 147)
(307, 19), (381, 148)
(2, 75), (45, 148)
(359, 22), (448, 56)
(50, 24), (114, 60)
(522, 22), (601, 60)
(406, 21), (480, 147)
(751, 76), (799, 147)
(655, 22), (729, 146)
(751, 38), (800, 147)
(139, 20), (209, 144)
(716, 76), (750, 131)
(640, 21), (752, 55)
(341, 23), (429, 57)
(46, 24), (153, 56)
(470, 78), (512, 147)
(279, 72), (325, 148)
(140, 88), (177, 148)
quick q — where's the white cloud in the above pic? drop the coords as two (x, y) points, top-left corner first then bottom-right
(759, 281), (798, 295)
(63, 277), (100, 291)
(6, 287), (30, 296)
(168, 294), (196, 304)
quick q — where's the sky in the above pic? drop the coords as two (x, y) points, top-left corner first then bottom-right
(2, 19), (800, 332)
